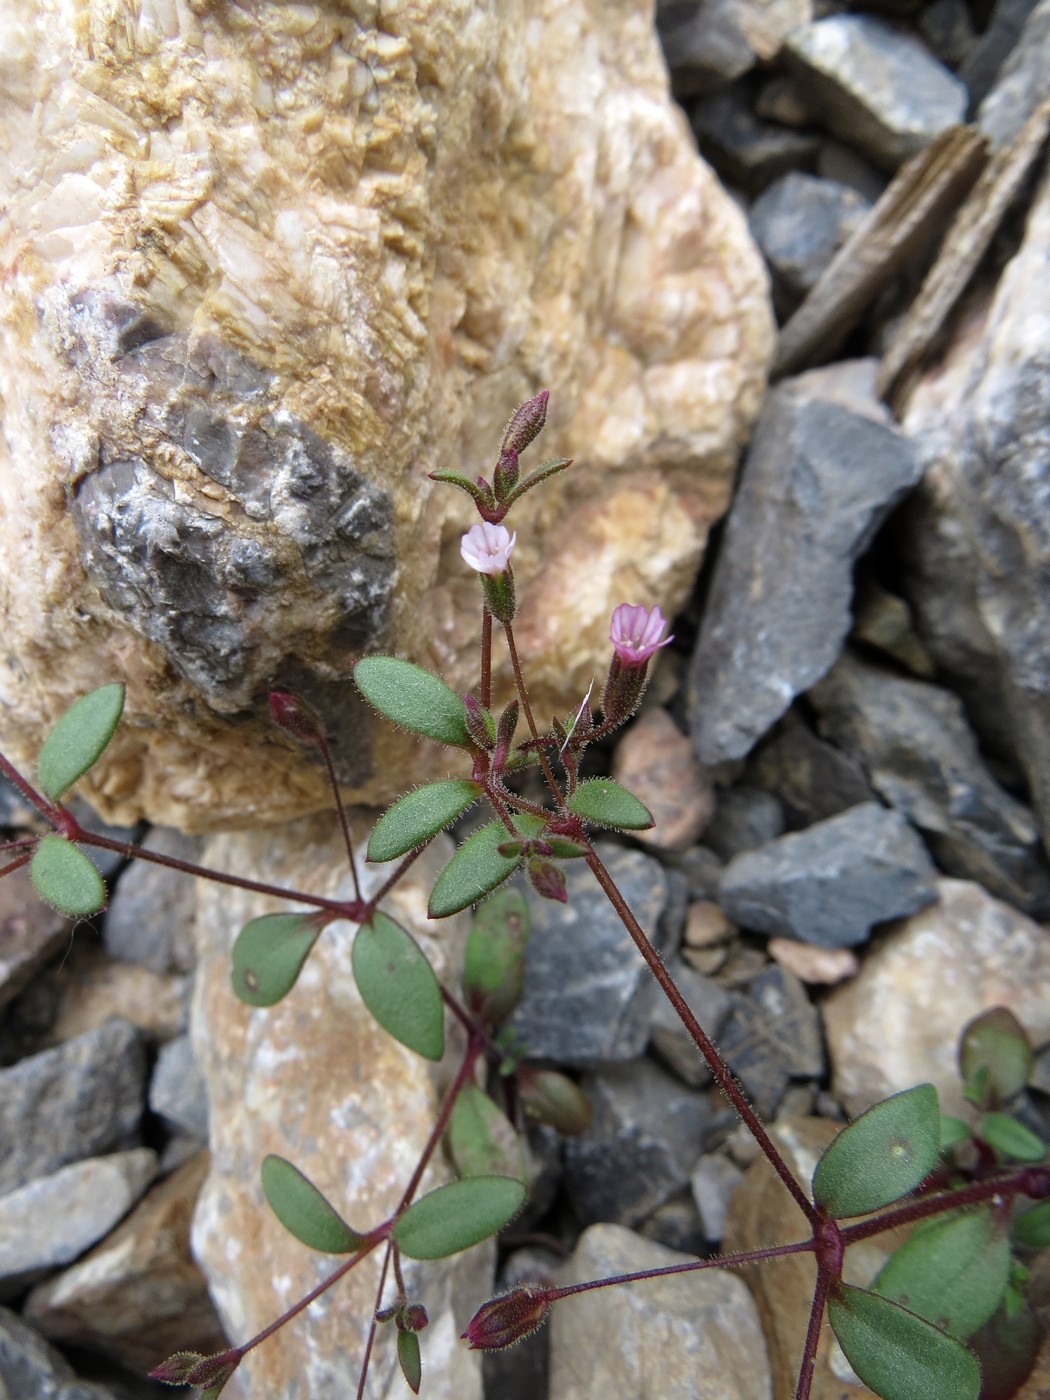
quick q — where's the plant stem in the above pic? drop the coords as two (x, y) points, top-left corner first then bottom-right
(0, 750), (62, 824)
(399, 1032), (485, 1208)
(316, 734), (362, 904)
(356, 1243), (393, 1400)
(584, 845), (818, 1226)
(481, 608), (492, 710)
(365, 846), (424, 912)
(548, 1237), (814, 1302)
(503, 623), (561, 801)
(0, 852), (32, 881)
(794, 1266), (832, 1400)
(840, 1165), (1050, 1245)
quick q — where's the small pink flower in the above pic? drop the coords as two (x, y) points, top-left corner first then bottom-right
(461, 521), (517, 575)
(609, 604), (673, 667)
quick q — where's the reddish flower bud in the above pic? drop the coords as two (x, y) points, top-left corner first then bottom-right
(402, 1303), (429, 1332)
(527, 855), (568, 903)
(463, 694), (496, 749)
(268, 690), (325, 747)
(150, 1347), (242, 1391)
(461, 1284), (552, 1351)
(499, 390), (549, 459)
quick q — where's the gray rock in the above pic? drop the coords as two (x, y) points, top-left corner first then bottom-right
(918, 0), (977, 69)
(0, 865), (70, 1012)
(748, 713), (875, 828)
(104, 828), (201, 973)
(689, 368), (924, 766)
(149, 1034), (209, 1140)
(717, 965), (825, 1119)
(548, 1224), (771, 1400)
(704, 785), (785, 861)
(665, 845), (724, 902)
(900, 164), (1050, 850)
(690, 1152), (745, 1243)
(658, 0), (810, 95)
(689, 86), (822, 193)
(564, 1059), (710, 1228)
(0, 1305), (117, 1399)
(0, 1149), (157, 1297)
(978, 0), (1050, 147)
(508, 844), (670, 1064)
(637, 1190), (707, 1256)
(0, 1020), (147, 1195)
(810, 653), (1050, 915)
(961, 0), (1041, 113)
(749, 172), (871, 316)
(647, 960), (732, 1087)
(720, 802), (939, 947)
(784, 15), (967, 169)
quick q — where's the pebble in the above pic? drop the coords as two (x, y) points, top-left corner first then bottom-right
(610, 708), (714, 851)
(103, 827), (201, 973)
(148, 1034), (209, 1140)
(750, 171), (870, 315)
(768, 936), (858, 985)
(647, 958), (732, 1087)
(0, 865), (70, 1012)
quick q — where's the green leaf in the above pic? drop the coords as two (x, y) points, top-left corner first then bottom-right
(428, 814), (545, 918)
(354, 657), (470, 748)
(873, 1206), (1012, 1339)
(1013, 1199), (1050, 1248)
(36, 683), (125, 800)
(260, 1154), (367, 1253)
(828, 1285), (980, 1400)
(939, 1115), (971, 1155)
(230, 913), (321, 1008)
(461, 888), (530, 1023)
(959, 1007), (1032, 1110)
(392, 1176), (526, 1259)
(352, 911), (444, 1061)
(812, 1084), (940, 1218)
(367, 780), (482, 864)
(397, 1329), (421, 1394)
(979, 1111), (1047, 1163)
(29, 836), (106, 916)
(448, 1086), (525, 1182)
(566, 778), (653, 831)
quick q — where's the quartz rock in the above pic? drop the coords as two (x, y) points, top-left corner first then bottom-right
(0, 1149), (157, 1298)
(899, 162), (1050, 852)
(549, 1223), (771, 1400)
(689, 363), (923, 766)
(720, 803), (938, 948)
(824, 878), (1050, 1117)
(41, 942), (189, 1047)
(784, 15), (967, 169)
(0, 0), (773, 832)
(191, 813), (487, 1400)
(24, 1153), (227, 1376)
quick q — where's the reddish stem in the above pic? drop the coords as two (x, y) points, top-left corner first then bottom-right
(0, 750), (63, 824)
(548, 1237), (814, 1302)
(315, 734), (362, 904)
(794, 1266), (833, 1400)
(503, 623), (561, 801)
(480, 608), (493, 710)
(0, 852), (32, 880)
(356, 1244), (393, 1400)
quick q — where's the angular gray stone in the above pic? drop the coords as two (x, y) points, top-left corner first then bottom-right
(978, 0), (1050, 147)
(548, 1224), (771, 1400)
(658, 0), (810, 95)
(689, 368), (924, 765)
(962, 0), (1041, 115)
(508, 844), (670, 1064)
(703, 785), (785, 861)
(748, 712), (875, 828)
(749, 172), (870, 316)
(690, 1152), (745, 1243)
(720, 802), (938, 946)
(717, 965), (826, 1119)
(564, 1059), (710, 1228)
(0, 865), (70, 1012)
(900, 164), (1050, 851)
(0, 1149), (157, 1298)
(689, 86), (822, 193)
(810, 652), (1050, 915)
(784, 14), (967, 169)
(647, 960), (732, 1088)
(149, 1034), (209, 1140)
(103, 828), (201, 973)
(0, 1305), (117, 1400)
(0, 1019), (147, 1196)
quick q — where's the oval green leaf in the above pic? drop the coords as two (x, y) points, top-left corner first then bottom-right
(959, 1006), (1032, 1109)
(260, 1154), (366, 1253)
(231, 913), (321, 1007)
(354, 657), (470, 748)
(566, 778), (653, 831)
(36, 684), (125, 800)
(873, 1206), (1012, 1339)
(428, 814), (545, 919)
(448, 1085), (525, 1182)
(29, 836), (106, 916)
(813, 1084), (940, 1218)
(397, 1329), (421, 1395)
(979, 1111), (1047, 1163)
(461, 887), (530, 1024)
(392, 1175), (526, 1260)
(352, 911), (444, 1061)
(367, 780), (482, 864)
(829, 1285), (980, 1400)
(939, 1115), (971, 1155)
(1013, 1199), (1050, 1248)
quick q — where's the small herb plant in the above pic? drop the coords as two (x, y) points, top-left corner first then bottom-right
(1, 392), (1047, 1400)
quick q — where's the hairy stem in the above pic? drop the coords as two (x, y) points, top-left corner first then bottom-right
(503, 623), (561, 801)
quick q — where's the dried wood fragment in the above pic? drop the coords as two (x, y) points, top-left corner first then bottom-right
(879, 96), (1050, 406)
(772, 126), (987, 380)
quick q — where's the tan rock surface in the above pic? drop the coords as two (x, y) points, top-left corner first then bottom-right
(0, 0), (773, 830)
(190, 813), (488, 1400)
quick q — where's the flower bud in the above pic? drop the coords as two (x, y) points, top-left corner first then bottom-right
(481, 568), (517, 625)
(527, 855), (568, 903)
(499, 390), (549, 458)
(461, 1284), (552, 1350)
(268, 690), (325, 747)
(517, 1067), (593, 1135)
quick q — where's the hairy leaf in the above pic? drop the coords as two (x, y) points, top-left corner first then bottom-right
(354, 658), (470, 748)
(429, 814), (545, 918)
(260, 1155), (366, 1253)
(813, 1084), (940, 1217)
(828, 1285), (980, 1400)
(392, 1176), (525, 1259)
(448, 1085), (525, 1182)
(352, 911), (444, 1061)
(36, 684), (125, 800)
(397, 1329), (421, 1394)
(367, 780), (482, 863)
(566, 778), (653, 831)
(230, 913), (321, 1007)
(30, 836), (105, 916)
(979, 1112), (1046, 1163)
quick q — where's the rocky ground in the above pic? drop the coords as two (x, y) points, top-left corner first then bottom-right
(1, 0), (1049, 1397)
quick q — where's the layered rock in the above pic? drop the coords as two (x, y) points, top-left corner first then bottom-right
(0, 0), (773, 829)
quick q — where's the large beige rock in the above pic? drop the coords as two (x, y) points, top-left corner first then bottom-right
(0, 0), (773, 830)
(190, 814), (488, 1400)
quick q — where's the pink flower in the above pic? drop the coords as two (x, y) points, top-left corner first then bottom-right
(609, 604), (673, 667)
(461, 521), (517, 575)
